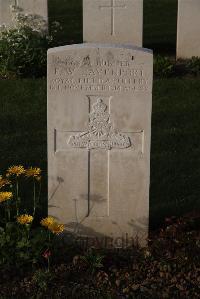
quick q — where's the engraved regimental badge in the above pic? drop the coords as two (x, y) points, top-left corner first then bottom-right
(68, 98), (131, 150)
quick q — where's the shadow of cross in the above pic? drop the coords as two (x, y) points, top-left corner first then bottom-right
(99, 0), (127, 36)
(58, 95), (141, 218)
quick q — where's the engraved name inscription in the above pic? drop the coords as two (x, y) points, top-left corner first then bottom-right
(49, 52), (150, 93)
(68, 98), (131, 150)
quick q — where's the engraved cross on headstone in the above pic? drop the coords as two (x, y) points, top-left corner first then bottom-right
(99, 0), (127, 35)
(56, 95), (139, 218)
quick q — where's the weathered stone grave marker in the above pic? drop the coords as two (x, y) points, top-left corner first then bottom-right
(0, 0), (48, 29)
(48, 44), (153, 247)
(83, 0), (143, 46)
(99, 0), (127, 36)
(177, 0), (200, 58)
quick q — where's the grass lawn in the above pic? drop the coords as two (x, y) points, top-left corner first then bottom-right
(48, 0), (178, 54)
(0, 79), (47, 215)
(1, 77), (200, 228)
(151, 78), (200, 227)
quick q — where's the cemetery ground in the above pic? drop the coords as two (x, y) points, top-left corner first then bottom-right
(0, 0), (200, 298)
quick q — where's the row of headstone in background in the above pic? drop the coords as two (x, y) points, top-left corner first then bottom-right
(84, 0), (200, 59)
(0, 0), (48, 30)
(83, 0), (143, 46)
(0, 0), (143, 46)
(1, 0), (200, 59)
(177, 0), (200, 59)
(48, 0), (153, 247)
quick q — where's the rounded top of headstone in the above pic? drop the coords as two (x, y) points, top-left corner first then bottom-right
(48, 43), (153, 56)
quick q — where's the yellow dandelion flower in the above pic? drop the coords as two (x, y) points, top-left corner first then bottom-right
(40, 216), (55, 228)
(17, 214), (33, 225)
(48, 222), (64, 235)
(0, 176), (11, 189)
(25, 167), (41, 178)
(7, 165), (25, 177)
(0, 192), (13, 203)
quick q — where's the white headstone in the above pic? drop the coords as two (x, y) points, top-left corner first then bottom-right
(48, 44), (152, 247)
(177, 0), (200, 59)
(0, 0), (48, 30)
(83, 0), (143, 46)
